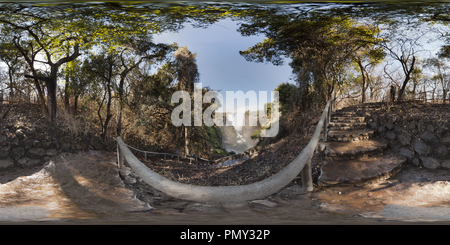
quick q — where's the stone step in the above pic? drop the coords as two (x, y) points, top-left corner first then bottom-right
(327, 129), (374, 142)
(322, 139), (388, 160)
(318, 153), (406, 186)
(333, 111), (358, 117)
(328, 122), (367, 130)
(332, 116), (365, 123)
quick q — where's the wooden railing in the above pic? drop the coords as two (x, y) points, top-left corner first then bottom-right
(124, 142), (253, 166)
(116, 99), (333, 203)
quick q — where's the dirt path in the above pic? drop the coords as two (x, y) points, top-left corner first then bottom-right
(2, 151), (450, 224)
(0, 151), (149, 222)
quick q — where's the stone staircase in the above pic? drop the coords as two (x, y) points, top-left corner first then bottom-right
(318, 103), (407, 186)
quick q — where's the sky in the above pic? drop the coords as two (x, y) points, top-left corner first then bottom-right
(152, 18), (294, 114)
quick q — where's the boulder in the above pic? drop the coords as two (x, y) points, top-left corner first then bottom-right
(397, 133), (411, 145)
(411, 157), (420, 166)
(443, 137), (450, 144)
(442, 160), (450, 169)
(10, 147), (25, 160)
(0, 158), (13, 169)
(437, 146), (449, 156)
(399, 147), (414, 161)
(413, 139), (431, 155)
(386, 121), (395, 130)
(420, 156), (440, 169)
(27, 148), (45, 158)
(420, 132), (437, 141)
(46, 149), (59, 156)
(386, 131), (396, 140)
(0, 135), (6, 146)
(0, 146), (10, 159)
(61, 143), (71, 152)
(14, 129), (26, 139)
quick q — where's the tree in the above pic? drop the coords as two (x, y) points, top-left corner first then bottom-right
(380, 19), (430, 102)
(426, 57), (450, 103)
(350, 30), (385, 103)
(175, 46), (199, 155)
(84, 51), (117, 140)
(0, 40), (24, 102)
(238, 13), (382, 108)
(274, 82), (297, 113)
(115, 37), (177, 136)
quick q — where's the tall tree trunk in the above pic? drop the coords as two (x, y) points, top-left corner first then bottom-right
(185, 126), (189, 156)
(33, 78), (47, 116)
(64, 73), (70, 112)
(357, 60), (367, 103)
(8, 66), (14, 102)
(73, 95), (79, 116)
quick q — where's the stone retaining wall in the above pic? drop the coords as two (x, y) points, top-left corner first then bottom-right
(0, 122), (112, 169)
(365, 104), (450, 170)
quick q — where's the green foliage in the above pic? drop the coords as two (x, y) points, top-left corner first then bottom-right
(274, 82), (297, 113)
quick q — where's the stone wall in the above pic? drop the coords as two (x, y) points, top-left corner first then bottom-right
(0, 122), (113, 169)
(365, 103), (450, 170)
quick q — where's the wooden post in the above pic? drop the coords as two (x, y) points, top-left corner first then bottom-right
(323, 107), (328, 142)
(164, 154), (166, 162)
(145, 152), (147, 162)
(301, 158), (313, 192)
(117, 144), (123, 169)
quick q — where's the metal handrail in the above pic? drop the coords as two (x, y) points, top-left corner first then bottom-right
(116, 99), (333, 203)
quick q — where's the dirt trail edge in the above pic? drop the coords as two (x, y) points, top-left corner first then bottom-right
(0, 151), (149, 222)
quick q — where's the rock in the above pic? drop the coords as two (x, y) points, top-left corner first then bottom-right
(61, 143), (71, 152)
(46, 149), (58, 156)
(24, 159), (42, 167)
(41, 140), (52, 149)
(0, 158), (13, 168)
(0, 146), (10, 159)
(411, 157), (420, 166)
(33, 140), (41, 147)
(443, 137), (450, 144)
(124, 176), (137, 185)
(119, 167), (132, 179)
(386, 121), (395, 130)
(420, 156), (440, 169)
(378, 126), (386, 133)
(413, 139), (431, 155)
(437, 146), (448, 156)
(386, 131), (396, 140)
(10, 137), (18, 146)
(25, 127), (36, 135)
(22, 140), (32, 150)
(420, 132), (437, 142)
(11, 147), (25, 160)
(17, 158), (28, 166)
(27, 148), (45, 158)
(408, 121), (416, 130)
(442, 160), (450, 169)
(14, 129), (26, 139)
(318, 143), (326, 152)
(397, 133), (411, 145)
(427, 125), (435, 132)
(0, 135), (6, 146)
(369, 121), (377, 130)
(399, 148), (414, 161)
